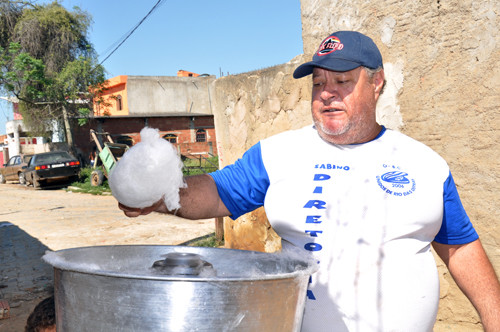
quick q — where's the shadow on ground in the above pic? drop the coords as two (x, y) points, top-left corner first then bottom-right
(0, 221), (54, 331)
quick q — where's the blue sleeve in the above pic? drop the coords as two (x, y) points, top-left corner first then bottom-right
(434, 172), (478, 245)
(209, 142), (270, 219)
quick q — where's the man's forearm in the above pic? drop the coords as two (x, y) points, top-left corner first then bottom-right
(175, 174), (231, 219)
(433, 239), (500, 331)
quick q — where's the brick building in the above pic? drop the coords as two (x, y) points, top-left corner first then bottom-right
(73, 114), (217, 164)
(73, 73), (218, 164)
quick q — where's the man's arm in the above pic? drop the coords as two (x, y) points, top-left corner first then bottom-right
(119, 174), (231, 219)
(432, 239), (500, 331)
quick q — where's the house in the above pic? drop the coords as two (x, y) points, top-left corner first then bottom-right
(177, 70), (202, 77)
(0, 97), (65, 164)
(72, 73), (218, 165)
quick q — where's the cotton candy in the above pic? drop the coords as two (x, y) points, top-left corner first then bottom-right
(109, 127), (186, 210)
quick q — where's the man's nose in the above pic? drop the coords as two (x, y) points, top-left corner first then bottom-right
(320, 83), (339, 101)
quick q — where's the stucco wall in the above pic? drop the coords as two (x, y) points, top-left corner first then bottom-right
(211, 58), (313, 252)
(212, 57), (311, 167)
(209, 0), (499, 330)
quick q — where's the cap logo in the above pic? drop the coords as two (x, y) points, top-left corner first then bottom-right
(316, 36), (344, 56)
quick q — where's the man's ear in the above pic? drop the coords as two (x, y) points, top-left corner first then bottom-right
(373, 69), (386, 98)
(374, 69), (385, 94)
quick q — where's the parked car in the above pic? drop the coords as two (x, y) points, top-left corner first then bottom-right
(23, 151), (81, 189)
(0, 154), (33, 184)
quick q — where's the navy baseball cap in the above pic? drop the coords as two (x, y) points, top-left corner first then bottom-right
(293, 31), (383, 78)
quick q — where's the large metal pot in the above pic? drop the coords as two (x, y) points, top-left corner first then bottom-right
(43, 245), (317, 332)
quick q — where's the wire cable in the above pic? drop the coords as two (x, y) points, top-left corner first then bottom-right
(98, 0), (167, 66)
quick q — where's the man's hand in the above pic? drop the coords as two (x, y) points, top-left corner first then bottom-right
(118, 174), (231, 220)
(118, 199), (167, 217)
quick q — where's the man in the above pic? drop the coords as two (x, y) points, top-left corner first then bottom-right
(120, 31), (500, 331)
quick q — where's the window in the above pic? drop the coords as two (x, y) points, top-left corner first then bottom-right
(115, 135), (133, 146)
(23, 155), (33, 163)
(196, 129), (206, 142)
(7, 156), (18, 166)
(163, 134), (177, 144)
(116, 95), (123, 111)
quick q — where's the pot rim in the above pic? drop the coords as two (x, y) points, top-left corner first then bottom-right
(43, 244), (318, 282)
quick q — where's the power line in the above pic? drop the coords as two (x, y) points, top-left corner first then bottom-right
(98, 0), (167, 66)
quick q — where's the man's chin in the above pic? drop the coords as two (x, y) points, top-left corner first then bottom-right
(316, 121), (349, 138)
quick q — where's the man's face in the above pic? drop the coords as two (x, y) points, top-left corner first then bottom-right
(311, 66), (384, 145)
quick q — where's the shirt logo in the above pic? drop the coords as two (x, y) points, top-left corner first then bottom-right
(381, 171), (410, 184)
(316, 36), (344, 56)
(376, 168), (416, 197)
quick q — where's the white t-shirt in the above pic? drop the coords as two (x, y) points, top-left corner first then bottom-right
(211, 126), (477, 331)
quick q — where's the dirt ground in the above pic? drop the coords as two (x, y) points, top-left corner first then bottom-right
(0, 182), (215, 331)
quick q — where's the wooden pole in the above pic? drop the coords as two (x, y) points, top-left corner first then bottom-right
(215, 217), (224, 243)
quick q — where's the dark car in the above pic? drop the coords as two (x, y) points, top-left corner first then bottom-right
(0, 154), (33, 184)
(23, 151), (81, 189)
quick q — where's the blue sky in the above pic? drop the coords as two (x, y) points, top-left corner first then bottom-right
(0, 0), (304, 134)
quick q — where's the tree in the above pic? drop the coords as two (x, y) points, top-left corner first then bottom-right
(0, 0), (106, 152)
(12, 1), (93, 73)
(0, 0), (28, 49)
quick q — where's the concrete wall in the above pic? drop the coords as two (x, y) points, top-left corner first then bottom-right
(212, 58), (312, 168)
(126, 75), (216, 115)
(212, 58), (313, 252)
(210, 0), (499, 330)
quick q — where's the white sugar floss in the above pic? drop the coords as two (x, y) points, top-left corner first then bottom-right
(109, 127), (186, 210)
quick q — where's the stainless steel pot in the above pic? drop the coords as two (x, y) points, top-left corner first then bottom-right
(43, 245), (317, 332)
